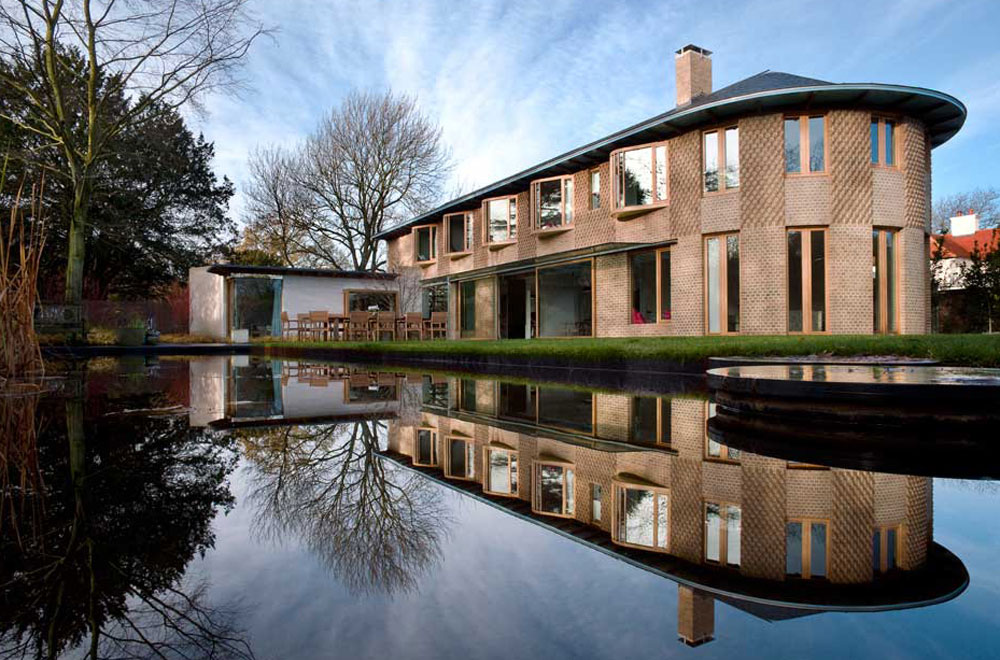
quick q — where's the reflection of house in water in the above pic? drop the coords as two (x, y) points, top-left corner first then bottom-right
(387, 376), (966, 647)
(188, 356), (402, 428)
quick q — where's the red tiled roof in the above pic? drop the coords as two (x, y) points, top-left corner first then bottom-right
(930, 228), (1000, 259)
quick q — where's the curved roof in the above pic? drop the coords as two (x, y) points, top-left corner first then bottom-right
(377, 71), (966, 239)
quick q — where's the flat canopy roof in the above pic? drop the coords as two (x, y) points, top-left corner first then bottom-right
(376, 71), (966, 241)
(206, 264), (397, 280)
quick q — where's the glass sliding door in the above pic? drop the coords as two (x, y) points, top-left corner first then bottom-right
(787, 228), (827, 333)
(498, 272), (535, 339)
(705, 234), (739, 334)
(229, 276), (282, 340)
(460, 280), (477, 338)
(873, 229), (898, 334)
(537, 260), (593, 337)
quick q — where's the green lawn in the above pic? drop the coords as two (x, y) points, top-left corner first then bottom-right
(261, 334), (1000, 367)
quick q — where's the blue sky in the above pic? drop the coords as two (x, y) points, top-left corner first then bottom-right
(193, 0), (1000, 221)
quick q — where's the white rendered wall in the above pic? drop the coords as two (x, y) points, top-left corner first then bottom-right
(188, 267), (226, 340)
(188, 355), (227, 427)
(281, 276), (398, 317)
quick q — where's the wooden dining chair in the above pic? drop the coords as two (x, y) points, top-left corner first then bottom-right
(296, 313), (311, 340)
(402, 312), (424, 340)
(280, 312), (296, 340)
(374, 311), (397, 341)
(348, 311), (372, 341)
(308, 311), (329, 341)
(426, 311), (448, 339)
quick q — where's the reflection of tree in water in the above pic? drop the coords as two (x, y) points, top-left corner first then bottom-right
(241, 420), (451, 596)
(0, 393), (253, 659)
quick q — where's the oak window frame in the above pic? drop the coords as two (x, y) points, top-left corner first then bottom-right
(444, 211), (474, 256)
(872, 228), (900, 334)
(704, 232), (741, 335)
(786, 227), (830, 334)
(414, 427), (439, 467)
(444, 433), (477, 481)
(784, 114), (829, 176)
(628, 247), (672, 325)
(590, 168), (601, 209)
(704, 402), (741, 462)
(483, 195), (518, 246)
(870, 116), (900, 168)
(532, 459), (576, 518)
(532, 174), (575, 233)
(412, 224), (438, 264)
(702, 125), (740, 194)
(483, 446), (519, 497)
(873, 524), (903, 573)
(786, 518), (831, 579)
(610, 141), (670, 219)
(611, 477), (671, 553)
(704, 500), (742, 568)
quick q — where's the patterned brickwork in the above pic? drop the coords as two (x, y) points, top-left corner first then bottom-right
(741, 466), (787, 580)
(739, 226), (787, 334)
(786, 469), (833, 519)
(700, 461), (741, 503)
(828, 225), (873, 334)
(474, 278), (496, 339)
(900, 227), (928, 333)
(385, 108), (931, 337)
(830, 110), (873, 226)
(785, 176), (832, 226)
(831, 470), (875, 583)
(873, 473), (908, 526)
(595, 393), (630, 441)
(671, 399), (708, 460)
(740, 114), (785, 230)
(904, 476), (932, 570)
(700, 191), (741, 234)
(671, 456), (703, 563)
(872, 168), (906, 228)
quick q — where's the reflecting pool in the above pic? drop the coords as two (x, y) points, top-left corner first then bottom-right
(1, 356), (998, 659)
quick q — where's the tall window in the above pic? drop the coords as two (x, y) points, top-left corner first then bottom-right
(421, 376), (449, 407)
(705, 402), (740, 461)
(705, 234), (739, 334)
(611, 142), (668, 212)
(871, 117), (898, 167)
(873, 525), (900, 573)
(414, 225), (437, 262)
(458, 378), (477, 412)
(534, 175), (574, 230)
(613, 481), (669, 552)
(446, 212), (473, 253)
(537, 260), (593, 337)
(704, 126), (739, 192)
(486, 196), (517, 243)
(590, 169), (601, 209)
(705, 502), (741, 567)
(533, 461), (575, 517)
(786, 519), (828, 579)
(460, 280), (476, 337)
(787, 228), (827, 333)
(785, 115), (826, 174)
(421, 283), (448, 320)
(537, 387), (593, 434)
(629, 248), (671, 324)
(631, 397), (670, 446)
(591, 483), (602, 522)
(446, 436), (476, 480)
(484, 447), (518, 496)
(415, 428), (438, 467)
(872, 229), (898, 334)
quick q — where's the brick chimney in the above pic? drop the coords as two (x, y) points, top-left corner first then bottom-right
(675, 44), (712, 106)
(677, 586), (715, 647)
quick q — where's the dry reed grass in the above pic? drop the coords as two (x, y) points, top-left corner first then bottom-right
(0, 153), (46, 385)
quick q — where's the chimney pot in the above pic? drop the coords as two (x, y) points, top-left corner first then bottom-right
(675, 44), (713, 107)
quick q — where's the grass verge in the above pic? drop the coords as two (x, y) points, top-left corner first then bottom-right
(260, 334), (1000, 367)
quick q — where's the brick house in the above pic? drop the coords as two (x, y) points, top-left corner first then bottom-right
(377, 45), (966, 338)
(385, 374), (963, 646)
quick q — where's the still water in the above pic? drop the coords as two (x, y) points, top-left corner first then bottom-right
(1, 355), (998, 659)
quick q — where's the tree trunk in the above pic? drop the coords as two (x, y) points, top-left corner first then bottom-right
(64, 183), (89, 339)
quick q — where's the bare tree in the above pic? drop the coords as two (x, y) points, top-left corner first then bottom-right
(244, 90), (452, 272)
(0, 0), (267, 321)
(932, 186), (1000, 232)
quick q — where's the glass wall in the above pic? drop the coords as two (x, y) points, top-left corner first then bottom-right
(460, 281), (476, 338)
(229, 276), (282, 339)
(537, 387), (593, 434)
(421, 283), (448, 320)
(346, 290), (396, 312)
(538, 261), (592, 337)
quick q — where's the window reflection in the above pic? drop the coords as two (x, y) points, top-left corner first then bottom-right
(614, 483), (669, 551)
(534, 462), (575, 517)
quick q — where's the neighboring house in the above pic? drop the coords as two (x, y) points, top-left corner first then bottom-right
(188, 264), (398, 342)
(931, 212), (998, 291)
(377, 45), (966, 338)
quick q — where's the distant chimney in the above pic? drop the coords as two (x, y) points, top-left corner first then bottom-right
(675, 44), (712, 106)
(949, 211), (979, 236)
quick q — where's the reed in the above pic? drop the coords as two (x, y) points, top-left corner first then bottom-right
(0, 153), (47, 385)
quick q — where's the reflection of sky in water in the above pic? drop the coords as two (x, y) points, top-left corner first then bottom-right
(194, 463), (1000, 659)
